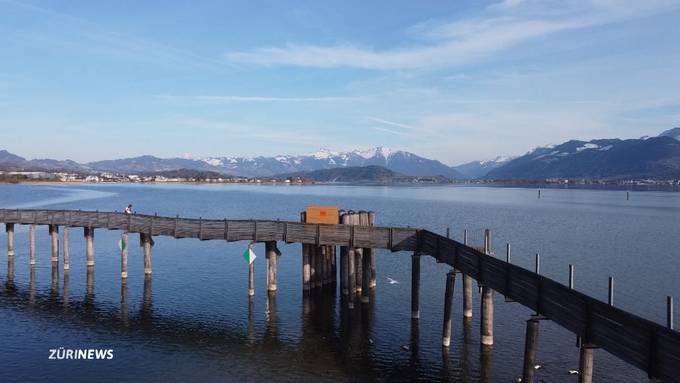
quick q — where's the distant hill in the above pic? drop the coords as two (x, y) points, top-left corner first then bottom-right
(140, 169), (225, 179)
(274, 165), (451, 183)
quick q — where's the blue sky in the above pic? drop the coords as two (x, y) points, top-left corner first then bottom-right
(1, 0), (679, 165)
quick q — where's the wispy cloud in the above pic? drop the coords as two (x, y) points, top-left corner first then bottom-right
(224, 0), (679, 71)
(369, 117), (416, 130)
(1, 0), (220, 69)
(157, 95), (369, 103)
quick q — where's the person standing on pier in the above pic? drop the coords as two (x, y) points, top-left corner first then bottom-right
(124, 204), (134, 215)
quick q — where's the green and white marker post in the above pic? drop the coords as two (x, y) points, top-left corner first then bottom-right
(120, 233), (128, 279)
(244, 243), (256, 296)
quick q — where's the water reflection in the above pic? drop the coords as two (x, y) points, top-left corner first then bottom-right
(62, 270), (69, 306)
(479, 345), (494, 383)
(85, 266), (94, 308)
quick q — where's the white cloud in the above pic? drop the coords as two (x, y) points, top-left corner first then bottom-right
(224, 0), (679, 71)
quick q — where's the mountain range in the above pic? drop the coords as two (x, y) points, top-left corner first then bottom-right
(1, 127), (679, 180)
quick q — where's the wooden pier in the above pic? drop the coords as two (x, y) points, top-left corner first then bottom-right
(1, 208), (679, 382)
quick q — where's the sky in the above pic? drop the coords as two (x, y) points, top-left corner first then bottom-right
(1, 0), (680, 166)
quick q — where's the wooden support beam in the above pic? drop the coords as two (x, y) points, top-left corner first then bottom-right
(6, 223), (14, 257)
(120, 233), (128, 279)
(481, 286), (494, 346)
(49, 224), (59, 262)
(668, 296), (674, 330)
(522, 317), (540, 382)
(411, 252), (421, 319)
(28, 224), (35, 265)
(348, 247), (356, 309)
(266, 241), (277, 292)
(368, 211), (376, 288)
(63, 227), (70, 271)
(442, 271), (456, 347)
(355, 248), (363, 294)
(302, 243), (311, 291)
(140, 233), (153, 275)
(579, 344), (595, 383)
(361, 247), (370, 303)
(463, 229), (473, 318)
(341, 247), (349, 295)
(84, 227), (94, 266)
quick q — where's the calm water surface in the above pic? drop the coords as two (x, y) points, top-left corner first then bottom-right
(1, 183), (679, 382)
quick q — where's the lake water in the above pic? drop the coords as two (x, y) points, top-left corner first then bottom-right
(1, 183), (679, 382)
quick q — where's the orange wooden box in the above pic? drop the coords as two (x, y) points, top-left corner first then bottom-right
(305, 206), (340, 224)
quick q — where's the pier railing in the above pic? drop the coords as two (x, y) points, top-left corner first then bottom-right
(1, 208), (679, 382)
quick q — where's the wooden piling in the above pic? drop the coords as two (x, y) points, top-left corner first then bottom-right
(341, 247), (349, 295)
(522, 317), (540, 382)
(301, 212), (311, 291)
(141, 233), (152, 275)
(348, 247), (356, 309)
(84, 227), (94, 266)
(322, 245), (329, 286)
(28, 224), (35, 265)
(361, 248), (371, 303)
(481, 286), (494, 346)
(579, 344), (595, 383)
(608, 277), (614, 306)
(442, 271), (456, 347)
(6, 223), (14, 257)
(120, 233), (128, 279)
(481, 229), (494, 346)
(63, 227), (69, 271)
(355, 248), (363, 294)
(411, 252), (421, 319)
(368, 211), (376, 288)
(668, 296), (674, 330)
(340, 213), (349, 295)
(49, 224), (59, 262)
(463, 229), (473, 318)
(266, 241), (277, 292)
(315, 245), (323, 288)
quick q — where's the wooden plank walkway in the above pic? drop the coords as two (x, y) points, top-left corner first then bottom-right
(1, 208), (679, 381)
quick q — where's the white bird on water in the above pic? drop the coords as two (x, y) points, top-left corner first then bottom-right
(386, 277), (399, 285)
(568, 369), (579, 375)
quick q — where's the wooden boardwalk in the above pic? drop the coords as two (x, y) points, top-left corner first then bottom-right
(1, 208), (679, 382)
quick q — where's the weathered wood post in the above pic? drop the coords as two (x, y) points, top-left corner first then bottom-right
(411, 251), (421, 319)
(480, 229), (494, 346)
(322, 245), (329, 286)
(84, 227), (94, 266)
(28, 224), (36, 265)
(668, 296), (674, 330)
(368, 211), (376, 288)
(266, 241), (277, 292)
(49, 224), (59, 263)
(579, 344), (595, 383)
(301, 212), (311, 291)
(141, 233), (153, 275)
(63, 227), (69, 271)
(330, 245), (337, 284)
(463, 229), (473, 318)
(442, 271), (456, 347)
(522, 317), (540, 382)
(608, 276), (614, 306)
(361, 247), (371, 303)
(348, 247), (356, 309)
(315, 244), (323, 288)
(340, 212), (349, 295)
(120, 233), (128, 279)
(355, 247), (363, 294)
(353, 212), (363, 294)
(6, 223), (14, 257)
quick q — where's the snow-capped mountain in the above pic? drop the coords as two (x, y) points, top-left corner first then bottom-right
(197, 146), (465, 178)
(659, 127), (680, 141)
(452, 155), (516, 179)
(485, 129), (680, 179)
